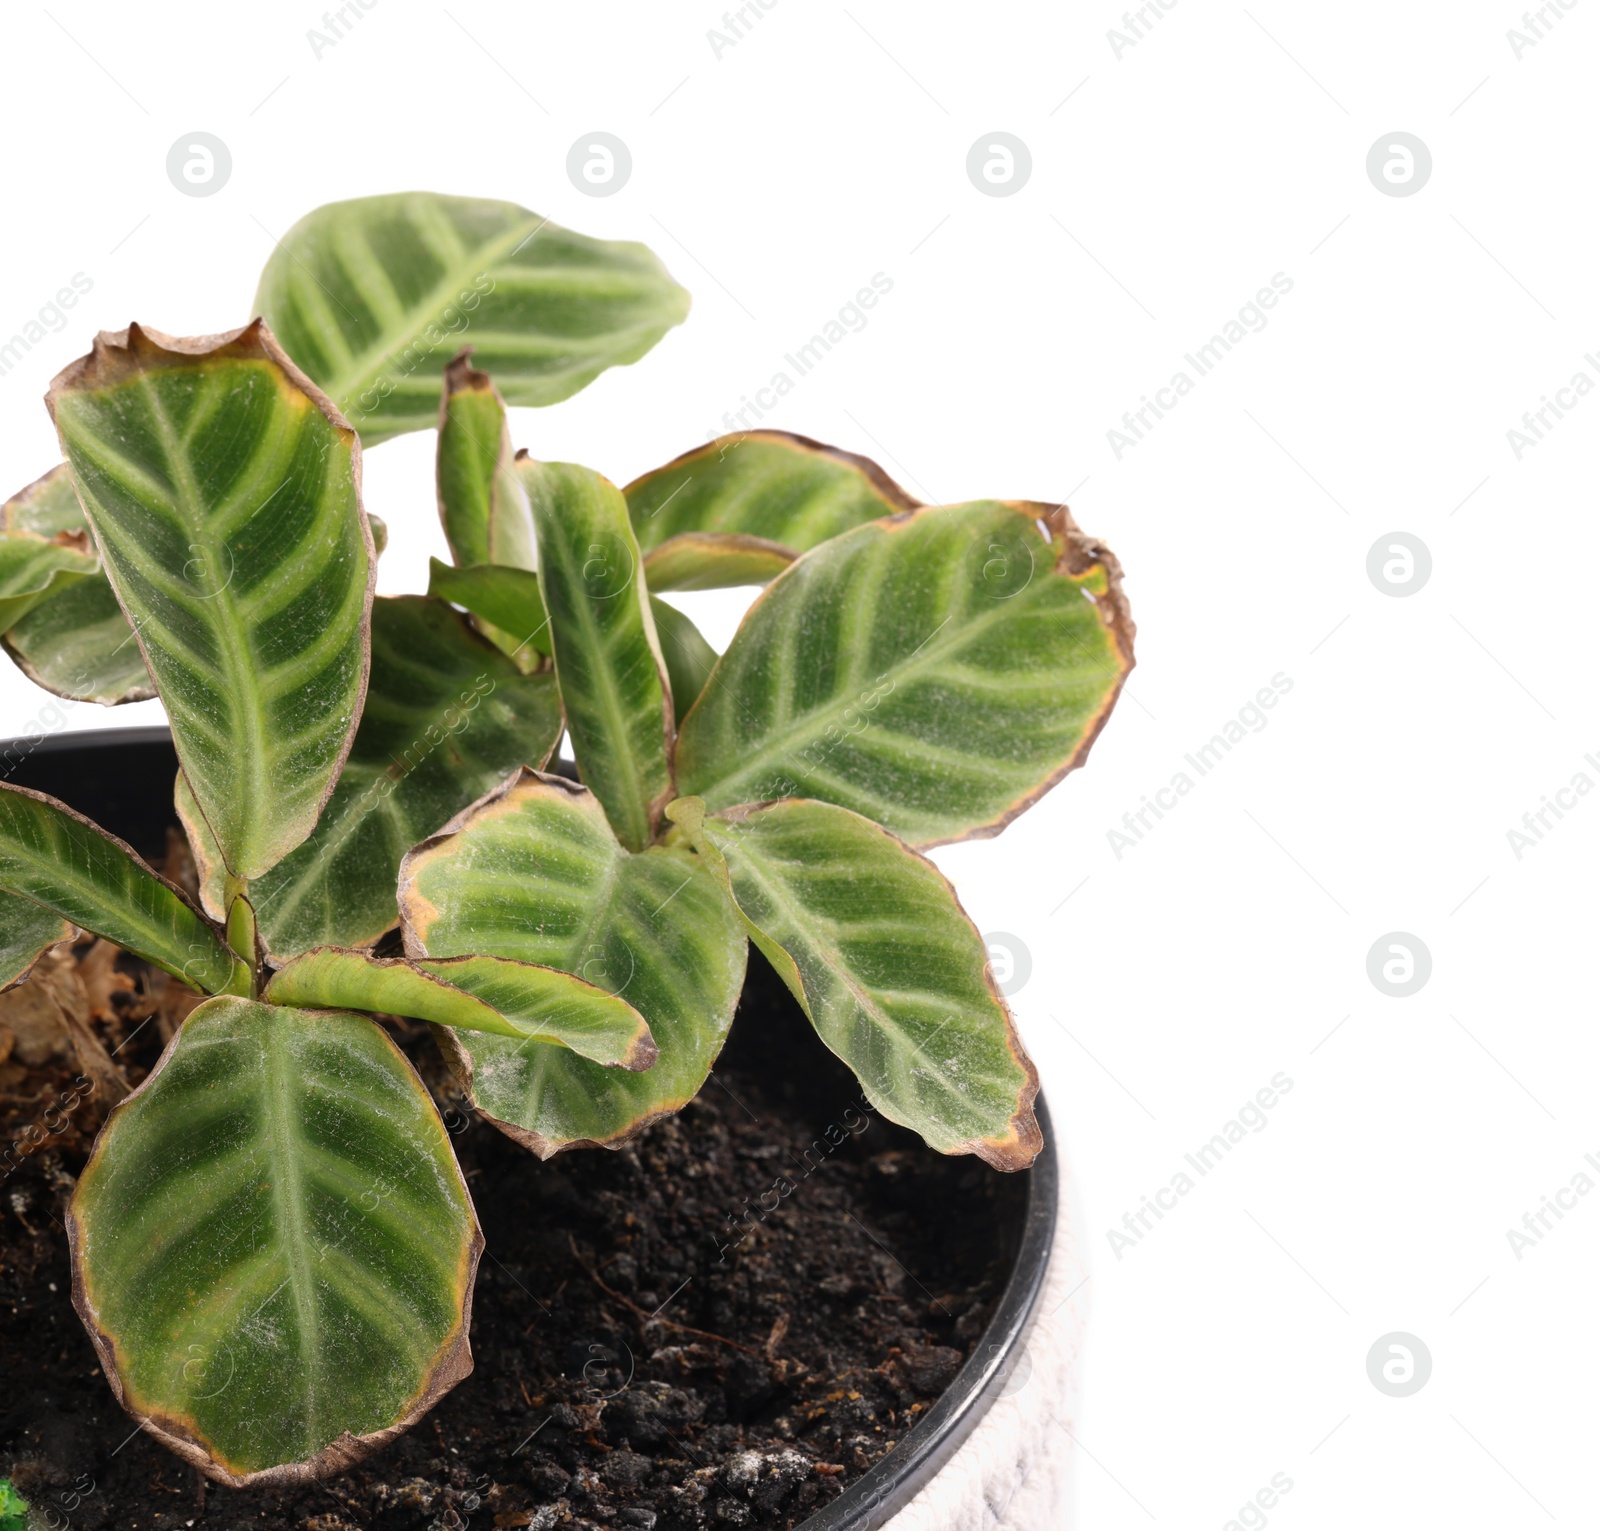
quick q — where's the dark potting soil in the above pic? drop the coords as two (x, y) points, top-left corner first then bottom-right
(0, 944), (1027, 1531)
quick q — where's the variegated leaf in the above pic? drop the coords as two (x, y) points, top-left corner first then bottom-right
(0, 783), (243, 994)
(2, 462), (85, 537)
(180, 596), (561, 960)
(0, 528), (99, 630)
(264, 948), (655, 1067)
(68, 997), (481, 1485)
(399, 770), (746, 1157)
(520, 459), (671, 852)
(49, 321), (375, 879)
(626, 431), (917, 591)
(695, 798), (1039, 1170)
(3, 571), (153, 704)
(254, 192), (690, 444)
(675, 500), (1134, 847)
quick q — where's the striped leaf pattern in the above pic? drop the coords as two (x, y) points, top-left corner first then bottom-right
(0, 889), (72, 990)
(0, 783), (243, 994)
(701, 800), (1040, 1170)
(68, 997), (482, 1485)
(179, 596), (561, 961)
(254, 193), (690, 443)
(521, 459), (672, 852)
(264, 948), (655, 1067)
(626, 431), (917, 591)
(49, 322), (376, 880)
(676, 500), (1134, 847)
(399, 770), (746, 1158)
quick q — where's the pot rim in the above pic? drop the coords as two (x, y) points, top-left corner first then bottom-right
(6, 724), (1062, 1528)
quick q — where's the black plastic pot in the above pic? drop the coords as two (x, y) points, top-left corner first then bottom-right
(5, 724), (1060, 1531)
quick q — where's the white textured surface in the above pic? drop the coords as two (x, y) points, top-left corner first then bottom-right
(884, 1153), (1088, 1531)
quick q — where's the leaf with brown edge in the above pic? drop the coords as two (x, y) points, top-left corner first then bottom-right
(0, 888), (72, 991)
(626, 431), (918, 591)
(675, 498), (1134, 848)
(263, 947), (656, 1068)
(435, 349), (536, 572)
(48, 320), (375, 880)
(399, 769), (746, 1158)
(696, 798), (1040, 1170)
(67, 996), (482, 1485)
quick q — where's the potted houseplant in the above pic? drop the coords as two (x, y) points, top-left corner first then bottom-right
(0, 193), (1131, 1528)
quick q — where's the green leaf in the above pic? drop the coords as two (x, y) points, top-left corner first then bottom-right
(68, 996), (481, 1485)
(180, 596), (561, 961)
(626, 431), (917, 591)
(0, 889), (72, 990)
(649, 594), (719, 723)
(399, 769), (746, 1157)
(48, 321), (376, 880)
(426, 558), (549, 660)
(435, 350), (535, 569)
(0, 527), (99, 629)
(0, 1478), (27, 1529)
(2, 569), (154, 704)
(264, 948), (655, 1067)
(254, 192), (691, 445)
(0, 783), (243, 993)
(700, 799), (1039, 1170)
(2, 462), (84, 536)
(676, 500), (1134, 847)
(520, 459), (672, 852)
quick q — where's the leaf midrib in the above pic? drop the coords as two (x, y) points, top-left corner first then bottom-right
(260, 1017), (322, 1448)
(136, 372), (272, 869)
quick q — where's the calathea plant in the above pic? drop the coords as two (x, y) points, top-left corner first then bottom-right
(0, 192), (1134, 1486)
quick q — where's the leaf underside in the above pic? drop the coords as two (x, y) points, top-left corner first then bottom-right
(0, 889), (73, 990)
(704, 799), (1040, 1170)
(255, 192), (691, 443)
(180, 595), (561, 960)
(626, 431), (917, 591)
(49, 321), (375, 880)
(676, 500), (1134, 847)
(68, 997), (481, 1485)
(399, 770), (746, 1157)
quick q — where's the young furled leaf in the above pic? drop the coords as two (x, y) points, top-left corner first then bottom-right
(255, 193), (690, 443)
(178, 596), (561, 960)
(68, 998), (482, 1485)
(436, 350), (536, 570)
(696, 798), (1040, 1170)
(399, 770), (745, 1158)
(264, 948), (656, 1067)
(625, 431), (917, 591)
(520, 460), (672, 852)
(49, 321), (376, 880)
(676, 499), (1134, 847)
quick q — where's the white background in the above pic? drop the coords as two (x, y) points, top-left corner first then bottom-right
(2, 3), (1596, 1525)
